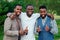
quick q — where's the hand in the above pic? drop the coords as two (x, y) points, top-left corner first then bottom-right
(24, 27), (28, 35)
(10, 14), (15, 20)
(7, 13), (15, 20)
(19, 29), (24, 36)
(51, 14), (54, 20)
(10, 13), (16, 20)
(47, 14), (54, 20)
(36, 26), (41, 32)
(45, 25), (50, 31)
(7, 12), (12, 17)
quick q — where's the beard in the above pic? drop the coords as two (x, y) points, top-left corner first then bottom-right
(40, 14), (47, 19)
(26, 12), (33, 17)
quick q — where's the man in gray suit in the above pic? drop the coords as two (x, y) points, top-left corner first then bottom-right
(3, 4), (24, 40)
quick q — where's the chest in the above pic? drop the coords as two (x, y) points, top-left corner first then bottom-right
(21, 15), (36, 30)
(11, 19), (20, 30)
(38, 17), (51, 29)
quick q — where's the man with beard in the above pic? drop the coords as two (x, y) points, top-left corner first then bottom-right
(36, 5), (58, 40)
(19, 4), (55, 40)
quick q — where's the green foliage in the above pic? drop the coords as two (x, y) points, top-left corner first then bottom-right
(0, 0), (60, 40)
(0, 0), (60, 15)
(0, 15), (6, 34)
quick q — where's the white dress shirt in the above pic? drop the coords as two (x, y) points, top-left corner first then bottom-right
(19, 13), (39, 40)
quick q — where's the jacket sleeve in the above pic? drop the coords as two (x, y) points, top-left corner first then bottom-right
(34, 20), (39, 35)
(4, 17), (19, 36)
(50, 20), (58, 34)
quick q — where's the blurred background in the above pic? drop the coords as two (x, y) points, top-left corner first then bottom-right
(0, 0), (60, 40)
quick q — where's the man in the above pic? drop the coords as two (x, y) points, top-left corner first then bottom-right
(36, 5), (58, 40)
(3, 4), (24, 40)
(19, 4), (54, 40)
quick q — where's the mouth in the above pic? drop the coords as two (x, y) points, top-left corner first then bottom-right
(28, 12), (32, 14)
(41, 14), (46, 19)
(42, 15), (45, 17)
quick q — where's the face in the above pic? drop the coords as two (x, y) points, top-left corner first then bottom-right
(40, 8), (47, 18)
(14, 6), (22, 16)
(26, 6), (34, 17)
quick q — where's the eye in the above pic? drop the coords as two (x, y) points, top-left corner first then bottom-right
(40, 11), (46, 13)
(27, 9), (33, 10)
(17, 9), (22, 10)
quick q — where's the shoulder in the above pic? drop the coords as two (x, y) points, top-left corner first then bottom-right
(32, 13), (40, 19)
(47, 15), (51, 19)
(5, 17), (12, 23)
(19, 12), (26, 18)
(21, 12), (26, 15)
(33, 13), (40, 16)
(4, 17), (12, 26)
(20, 12), (26, 16)
(46, 16), (52, 22)
(36, 17), (41, 21)
(5, 17), (11, 21)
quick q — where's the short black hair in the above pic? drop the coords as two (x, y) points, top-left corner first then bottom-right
(14, 4), (22, 8)
(39, 5), (47, 10)
(26, 4), (34, 9)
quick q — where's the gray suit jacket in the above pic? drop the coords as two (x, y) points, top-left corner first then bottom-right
(3, 17), (21, 40)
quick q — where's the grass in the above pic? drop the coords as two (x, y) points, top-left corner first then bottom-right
(0, 19), (60, 40)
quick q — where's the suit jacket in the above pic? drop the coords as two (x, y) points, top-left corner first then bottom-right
(3, 17), (21, 40)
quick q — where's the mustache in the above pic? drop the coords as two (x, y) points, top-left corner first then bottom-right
(40, 14), (47, 19)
